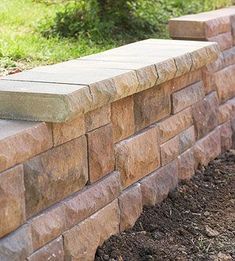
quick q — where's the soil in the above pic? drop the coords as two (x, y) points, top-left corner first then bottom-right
(95, 150), (235, 261)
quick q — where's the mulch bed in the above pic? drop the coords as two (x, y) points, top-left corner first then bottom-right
(95, 150), (235, 261)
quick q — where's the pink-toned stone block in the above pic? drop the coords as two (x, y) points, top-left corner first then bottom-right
(160, 135), (179, 166)
(178, 149), (195, 180)
(220, 121), (233, 152)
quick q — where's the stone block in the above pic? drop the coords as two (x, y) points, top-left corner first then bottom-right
(111, 96), (135, 142)
(178, 149), (195, 180)
(63, 200), (120, 261)
(179, 126), (196, 153)
(157, 107), (193, 144)
(24, 136), (88, 218)
(30, 204), (66, 251)
(115, 126), (160, 188)
(87, 124), (115, 183)
(63, 171), (121, 229)
(0, 121), (52, 172)
(140, 160), (178, 206)
(172, 81), (205, 113)
(160, 135), (179, 166)
(220, 121), (233, 152)
(135, 65), (158, 91)
(194, 128), (221, 167)
(155, 59), (177, 85)
(0, 225), (33, 261)
(27, 237), (64, 261)
(52, 115), (85, 146)
(202, 69), (216, 94)
(119, 184), (143, 232)
(218, 102), (233, 124)
(222, 46), (235, 67)
(0, 165), (25, 238)
(192, 92), (219, 139)
(207, 32), (233, 51)
(85, 105), (111, 132)
(134, 81), (171, 131)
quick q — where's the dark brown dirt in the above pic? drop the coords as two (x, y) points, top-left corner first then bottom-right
(95, 150), (235, 261)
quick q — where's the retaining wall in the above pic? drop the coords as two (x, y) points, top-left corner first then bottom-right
(0, 7), (235, 261)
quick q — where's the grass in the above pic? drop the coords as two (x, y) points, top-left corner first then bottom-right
(0, 0), (233, 74)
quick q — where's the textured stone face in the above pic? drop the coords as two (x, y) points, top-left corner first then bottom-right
(218, 103), (233, 124)
(63, 200), (120, 261)
(27, 237), (64, 261)
(140, 160), (178, 206)
(0, 225), (33, 261)
(179, 126), (196, 153)
(192, 92), (219, 139)
(220, 121), (233, 152)
(24, 136), (88, 218)
(134, 81), (171, 131)
(157, 107), (193, 144)
(223, 46), (235, 67)
(194, 128), (221, 167)
(0, 165), (25, 238)
(231, 117), (235, 148)
(30, 204), (66, 251)
(87, 124), (115, 183)
(63, 171), (121, 229)
(0, 121), (52, 172)
(115, 126), (160, 188)
(111, 96), (135, 142)
(52, 115), (85, 146)
(119, 184), (143, 232)
(172, 81), (205, 114)
(202, 69), (216, 94)
(208, 32), (233, 51)
(160, 135), (179, 166)
(85, 105), (111, 132)
(178, 149), (195, 180)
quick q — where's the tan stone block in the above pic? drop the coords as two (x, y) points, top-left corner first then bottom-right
(0, 165), (25, 238)
(0, 225), (33, 260)
(160, 135), (179, 166)
(63, 200), (120, 261)
(85, 105), (111, 132)
(172, 81), (205, 114)
(174, 53), (192, 77)
(222, 46), (235, 67)
(218, 103), (233, 124)
(208, 32), (233, 51)
(172, 69), (202, 93)
(24, 136), (88, 218)
(192, 92), (219, 139)
(134, 81), (171, 131)
(178, 149), (195, 180)
(202, 69), (216, 94)
(135, 65), (158, 91)
(140, 160), (178, 206)
(115, 126), (160, 188)
(179, 126), (196, 153)
(111, 96), (135, 142)
(87, 124), (115, 183)
(52, 115), (85, 146)
(0, 121), (52, 172)
(30, 204), (66, 251)
(63, 171), (121, 229)
(119, 184), (143, 232)
(220, 121), (233, 152)
(157, 107), (193, 144)
(205, 53), (224, 73)
(227, 98), (235, 118)
(194, 128), (221, 167)
(156, 59), (177, 85)
(230, 14), (235, 45)
(215, 65), (235, 103)
(27, 237), (64, 261)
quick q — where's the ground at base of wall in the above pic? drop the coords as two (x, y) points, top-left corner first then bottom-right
(96, 151), (235, 261)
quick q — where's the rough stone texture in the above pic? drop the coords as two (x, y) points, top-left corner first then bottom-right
(24, 136), (88, 218)
(192, 92), (219, 139)
(223, 46), (235, 67)
(215, 65), (235, 103)
(202, 69), (216, 94)
(119, 184), (143, 232)
(218, 102), (233, 124)
(179, 126), (196, 153)
(134, 81), (171, 131)
(194, 128), (221, 168)
(220, 121), (233, 152)
(227, 98), (235, 118)
(63, 171), (121, 229)
(115, 126), (160, 188)
(0, 225), (33, 261)
(52, 115), (85, 146)
(231, 117), (235, 148)
(160, 135), (179, 166)
(0, 165), (25, 239)
(27, 237), (64, 261)
(135, 65), (158, 92)
(87, 124), (115, 183)
(63, 200), (120, 261)
(155, 59), (177, 85)
(205, 53), (224, 73)
(0, 121), (52, 172)
(85, 105), (111, 132)
(157, 107), (193, 144)
(172, 81), (205, 114)
(207, 32), (233, 51)
(178, 149), (195, 180)
(140, 160), (178, 206)
(30, 204), (66, 251)
(111, 96), (135, 143)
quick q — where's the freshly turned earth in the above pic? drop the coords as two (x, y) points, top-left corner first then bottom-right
(95, 151), (235, 261)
